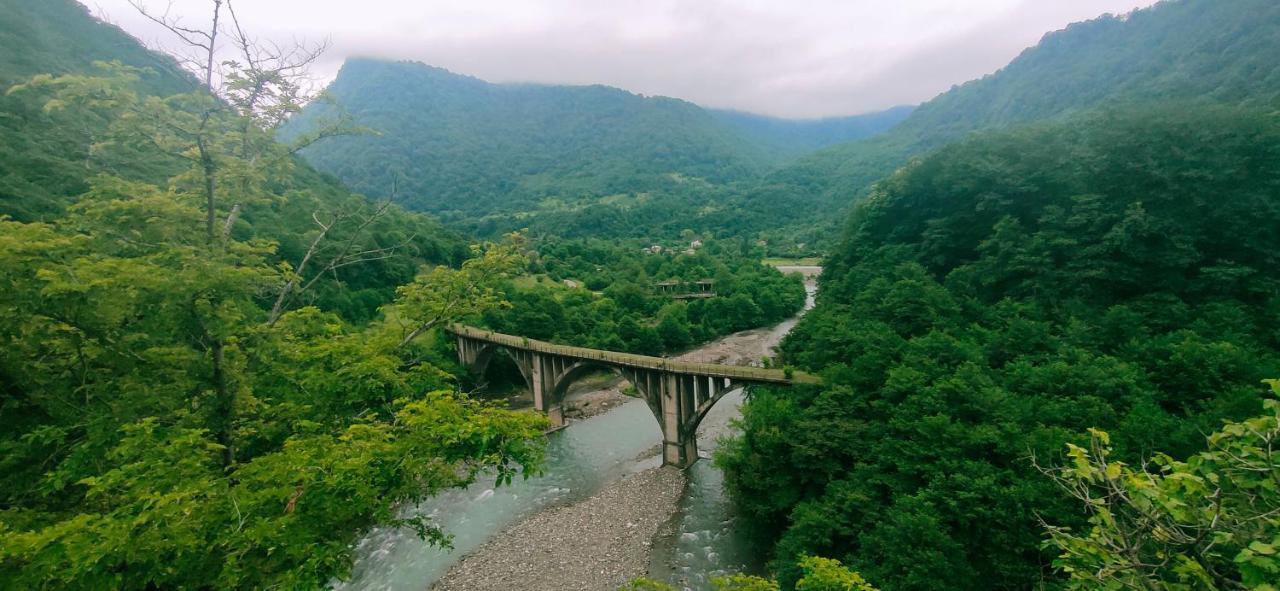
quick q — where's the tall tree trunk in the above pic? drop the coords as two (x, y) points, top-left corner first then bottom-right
(210, 339), (234, 468)
(198, 136), (217, 246)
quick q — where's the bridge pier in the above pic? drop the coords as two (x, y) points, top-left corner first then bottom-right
(660, 374), (700, 468)
(527, 352), (566, 429)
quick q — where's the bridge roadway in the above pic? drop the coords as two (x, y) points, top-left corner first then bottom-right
(448, 324), (819, 467)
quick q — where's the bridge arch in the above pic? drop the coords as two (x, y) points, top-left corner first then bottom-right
(470, 344), (527, 383)
(683, 378), (743, 438)
(547, 361), (663, 423)
(549, 361), (622, 405)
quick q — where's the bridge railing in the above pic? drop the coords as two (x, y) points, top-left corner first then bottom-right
(448, 324), (821, 385)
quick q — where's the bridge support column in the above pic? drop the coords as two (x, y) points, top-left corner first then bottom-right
(529, 352), (565, 429)
(660, 374), (699, 468)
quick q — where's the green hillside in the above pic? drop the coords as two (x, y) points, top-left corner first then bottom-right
(284, 59), (771, 218)
(721, 105), (1280, 590)
(736, 0), (1280, 248)
(0, 0), (466, 320)
(0, 0), (196, 220)
(0, 0), (192, 92)
(709, 105), (914, 163)
(284, 59), (912, 237)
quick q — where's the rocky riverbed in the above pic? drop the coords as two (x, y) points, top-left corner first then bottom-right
(431, 466), (685, 591)
(563, 383), (633, 420)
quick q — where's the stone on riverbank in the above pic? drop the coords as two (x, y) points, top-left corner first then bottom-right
(432, 466), (686, 591)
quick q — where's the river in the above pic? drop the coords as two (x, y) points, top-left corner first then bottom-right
(334, 266), (820, 591)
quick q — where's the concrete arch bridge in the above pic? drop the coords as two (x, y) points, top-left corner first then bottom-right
(448, 324), (820, 467)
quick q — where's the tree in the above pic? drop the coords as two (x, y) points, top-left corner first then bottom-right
(390, 234), (527, 349)
(1042, 379), (1280, 590)
(617, 556), (877, 591)
(0, 7), (546, 586)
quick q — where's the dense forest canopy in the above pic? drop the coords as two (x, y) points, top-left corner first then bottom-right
(282, 58), (910, 254)
(709, 106), (914, 163)
(0, 0), (192, 93)
(284, 0), (1280, 257)
(729, 0), (1280, 252)
(0, 0), (469, 321)
(0, 60), (545, 591)
(719, 106), (1280, 590)
(482, 238), (806, 357)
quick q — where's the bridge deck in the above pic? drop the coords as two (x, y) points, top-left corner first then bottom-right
(449, 324), (821, 385)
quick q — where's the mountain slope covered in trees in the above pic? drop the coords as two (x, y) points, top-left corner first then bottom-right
(0, 0), (196, 221)
(0, 0), (469, 320)
(284, 58), (911, 233)
(0, 5), (823, 588)
(284, 59), (766, 218)
(720, 105), (1280, 590)
(708, 105), (913, 163)
(736, 0), (1280, 249)
(0, 0), (192, 92)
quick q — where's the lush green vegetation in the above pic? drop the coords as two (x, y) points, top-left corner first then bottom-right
(729, 0), (1280, 252)
(0, 7), (812, 587)
(1044, 382), (1280, 590)
(0, 0), (194, 222)
(0, 75), (544, 591)
(284, 58), (765, 217)
(718, 106), (1280, 590)
(282, 58), (908, 253)
(0, 0), (191, 93)
(709, 106), (914, 164)
(624, 555), (879, 591)
(481, 238), (807, 356)
(0, 1), (468, 322)
(0, 4), (547, 586)
(5, 2), (1280, 590)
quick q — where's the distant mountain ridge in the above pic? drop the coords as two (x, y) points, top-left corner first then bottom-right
(740, 0), (1280, 245)
(284, 58), (911, 220)
(709, 106), (914, 162)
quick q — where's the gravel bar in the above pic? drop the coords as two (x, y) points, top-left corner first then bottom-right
(431, 466), (686, 591)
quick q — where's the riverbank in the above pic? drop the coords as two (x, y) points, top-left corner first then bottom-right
(563, 381), (632, 420)
(431, 465), (684, 591)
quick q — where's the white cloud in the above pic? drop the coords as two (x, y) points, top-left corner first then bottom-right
(80, 0), (1160, 118)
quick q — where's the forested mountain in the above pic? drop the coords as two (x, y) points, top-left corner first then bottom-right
(286, 0), (1280, 255)
(0, 0), (468, 320)
(284, 58), (911, 235)
(0, 0), (194, 221)
(0, 0), (191, 92)
(0, 5), (820, 587)
(709, 105), (914, 163)
(284, 58), (767, 217)
(736, 0), (1280, 248)
(720, 105), (1280, 590)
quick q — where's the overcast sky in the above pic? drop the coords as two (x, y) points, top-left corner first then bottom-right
(80, 0), (1160, 119)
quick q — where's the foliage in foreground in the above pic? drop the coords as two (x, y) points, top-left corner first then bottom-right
(622, 555), (877, 591)
(1044, 379), (1280, 590)
(0, 58), (545, 588)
